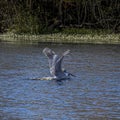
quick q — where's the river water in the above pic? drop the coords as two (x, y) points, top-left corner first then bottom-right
(0, 43), (120, 120)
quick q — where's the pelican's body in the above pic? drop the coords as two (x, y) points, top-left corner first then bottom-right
(42, 47), (74, 80)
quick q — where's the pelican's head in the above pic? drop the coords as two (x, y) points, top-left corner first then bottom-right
(62, 68), (76, 77)
(62, 68), (69, 76)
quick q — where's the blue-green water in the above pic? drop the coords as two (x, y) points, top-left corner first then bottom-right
(0, 43), (120, 120)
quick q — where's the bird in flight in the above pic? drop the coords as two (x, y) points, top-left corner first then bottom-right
(42, 47), (75, 80)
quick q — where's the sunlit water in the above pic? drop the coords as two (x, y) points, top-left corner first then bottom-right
(0, 42), (120, 120)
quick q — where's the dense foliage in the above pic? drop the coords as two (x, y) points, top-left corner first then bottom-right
(0, 0), (120, 34)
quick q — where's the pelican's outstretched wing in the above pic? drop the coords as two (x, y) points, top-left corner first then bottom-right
(43, 47), (56, 68)
(54, 49), (70, 73)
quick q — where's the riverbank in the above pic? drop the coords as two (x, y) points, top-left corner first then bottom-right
(0, 32), (120, 44)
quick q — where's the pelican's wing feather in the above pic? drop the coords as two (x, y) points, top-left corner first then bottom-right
(54, 50), (70, 73)
(43, 48), (55, 68)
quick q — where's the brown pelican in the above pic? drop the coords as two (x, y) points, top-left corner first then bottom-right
(42, 47), (75, 80)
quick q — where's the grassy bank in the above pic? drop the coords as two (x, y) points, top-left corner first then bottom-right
(0, 29), (120, 44)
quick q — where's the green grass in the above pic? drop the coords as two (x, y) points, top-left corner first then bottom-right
(61, 28), (112, 35)
(0, 28), (119, 44)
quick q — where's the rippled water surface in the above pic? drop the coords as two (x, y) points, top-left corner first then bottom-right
(0, 43), (120, 120)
